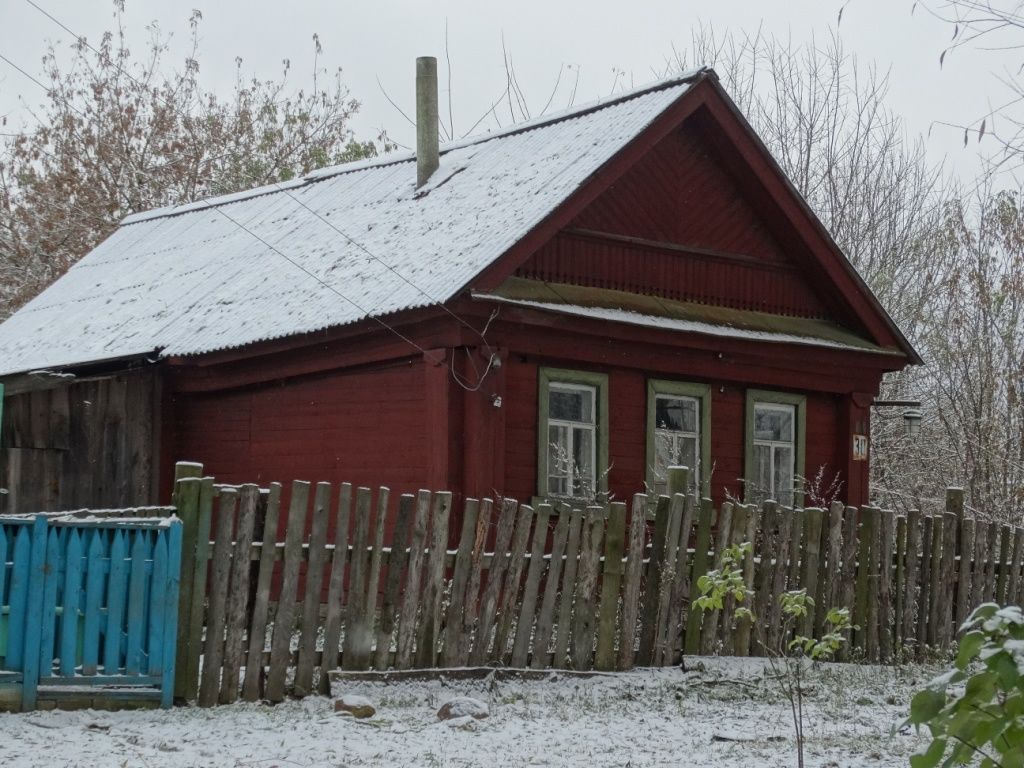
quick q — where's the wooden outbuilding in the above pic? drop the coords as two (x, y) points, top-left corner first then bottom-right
(0, 68), (918, 515)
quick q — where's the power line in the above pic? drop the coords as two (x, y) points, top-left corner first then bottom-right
(211, 205), (444, 366)
(0, 51), (51, 94)
(20, 0), (495, 352)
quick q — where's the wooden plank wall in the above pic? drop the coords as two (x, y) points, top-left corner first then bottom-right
(172, 464), (1024, 706)
(0, 371), (156, 513)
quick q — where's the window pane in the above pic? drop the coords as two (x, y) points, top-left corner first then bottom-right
(680, 436), (698, 477)
(655, 396), (697, 433)
(548, 474), (568, 496)
(774, 445), (794, 506)
(754, 404), (794, 442)
(550, 386), (593, 423)
(654, 431), (675, 476)
(548, 423), (567, 477)
(572, 426), (594, 494)
(754, 444), (771, 500)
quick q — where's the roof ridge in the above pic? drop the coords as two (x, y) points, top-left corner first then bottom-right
(121, 68), (710, 226)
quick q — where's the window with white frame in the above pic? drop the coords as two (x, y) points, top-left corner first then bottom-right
(546, 382), (597, 497)
(646, 380), (711, 498)
(652, 394), (701, 495)
(752, 402), (796, 506)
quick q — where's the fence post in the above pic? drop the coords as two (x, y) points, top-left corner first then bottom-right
(637, 495), (671, 665)
(172, 464), (203, 701)
(19, 515), (48, 712)
(945, 488), (964, 522)
(184, 478), (214, 702)
(595, 501), (627, 670)
(684, 497), (714, 655)
(946, 487), (964, 561)
(667, 466), (690, 497)
(161, 520), (184, 709)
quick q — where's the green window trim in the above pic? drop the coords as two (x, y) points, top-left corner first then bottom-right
(645, 379), (712, 499)
(536, 367), (609, 502)
(744, 388), (807, 507)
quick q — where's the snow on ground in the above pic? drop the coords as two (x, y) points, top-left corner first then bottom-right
(0, 658), (936, 767)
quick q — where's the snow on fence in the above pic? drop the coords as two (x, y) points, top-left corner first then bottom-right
(170, 463), (1024, 706)
(0, 510), (183, 712)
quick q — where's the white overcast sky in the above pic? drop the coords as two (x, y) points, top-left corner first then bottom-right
(0, 0), (1018, 183)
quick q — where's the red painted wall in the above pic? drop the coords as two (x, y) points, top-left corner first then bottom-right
(172, 360), (428, 500)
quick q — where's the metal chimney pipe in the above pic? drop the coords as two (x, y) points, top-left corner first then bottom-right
(416, 56), (439, 188)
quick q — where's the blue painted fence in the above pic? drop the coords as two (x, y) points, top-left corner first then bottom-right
(0, 513), (183, 711)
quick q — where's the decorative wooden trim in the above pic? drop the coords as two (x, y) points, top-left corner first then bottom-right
(645, 379), (712, 499)
(743, 389), (807, 506)
(563, 227), (798, 272)
(536, 367), (609, 501)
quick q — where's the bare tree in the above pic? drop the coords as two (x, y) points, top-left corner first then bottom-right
(914, 1), (1024, 167)
(0, 2), (384, 318)
(876, 184), (1024, 519)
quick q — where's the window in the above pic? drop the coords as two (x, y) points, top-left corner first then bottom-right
(646, 380), (711, 497)
(538, 369), (608, 499)
(745, 390), (806, 507)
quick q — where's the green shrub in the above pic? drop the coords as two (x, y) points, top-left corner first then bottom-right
(906, 603), (1024, 768)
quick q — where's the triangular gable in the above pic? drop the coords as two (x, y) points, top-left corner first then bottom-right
(467, 74), (921, 364)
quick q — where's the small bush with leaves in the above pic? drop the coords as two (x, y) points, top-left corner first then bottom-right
(694, 541), (753, 621)
(694, 546), (855, 768)
(778, 590), (854, 661)
(906, 603), (1024, 768)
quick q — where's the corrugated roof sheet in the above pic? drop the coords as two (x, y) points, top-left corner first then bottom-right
(0, 74), (703, 376)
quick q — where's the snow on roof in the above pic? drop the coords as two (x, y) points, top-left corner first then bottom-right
(0, 72), (703, 376)
(477, 295), (901, 355)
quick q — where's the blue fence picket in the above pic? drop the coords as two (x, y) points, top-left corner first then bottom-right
(21, 516), (48, 711)
(141, 530), (154, 668)
(81, 532), (105, 676)
(6, 525), (32, 670)
(60, 529), (84, 677)
(37, 527), (61, 678)
(0, 525), (8, 657)
(148, 530), (167, 676)
(104, 531), (128, 674)
(161, 521), (183, 709)
(125, 531), (148, 676)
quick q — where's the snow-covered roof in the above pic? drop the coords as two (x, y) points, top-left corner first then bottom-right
(0, 72), (705, 377)
(475, 294), (901, 355)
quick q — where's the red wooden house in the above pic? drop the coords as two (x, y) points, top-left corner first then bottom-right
(0, 66), (917, 515)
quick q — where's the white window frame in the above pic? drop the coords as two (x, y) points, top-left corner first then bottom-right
(536, 368), (609, 503)
(752, 402), (796, 504)
(646, 379), (712, 499)
(546, 381), (598, 498)
(653, 393), (702, 493)
(744, 389), (806, 507)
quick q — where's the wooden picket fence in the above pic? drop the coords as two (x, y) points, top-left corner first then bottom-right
(169, 463), (1024, 706)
